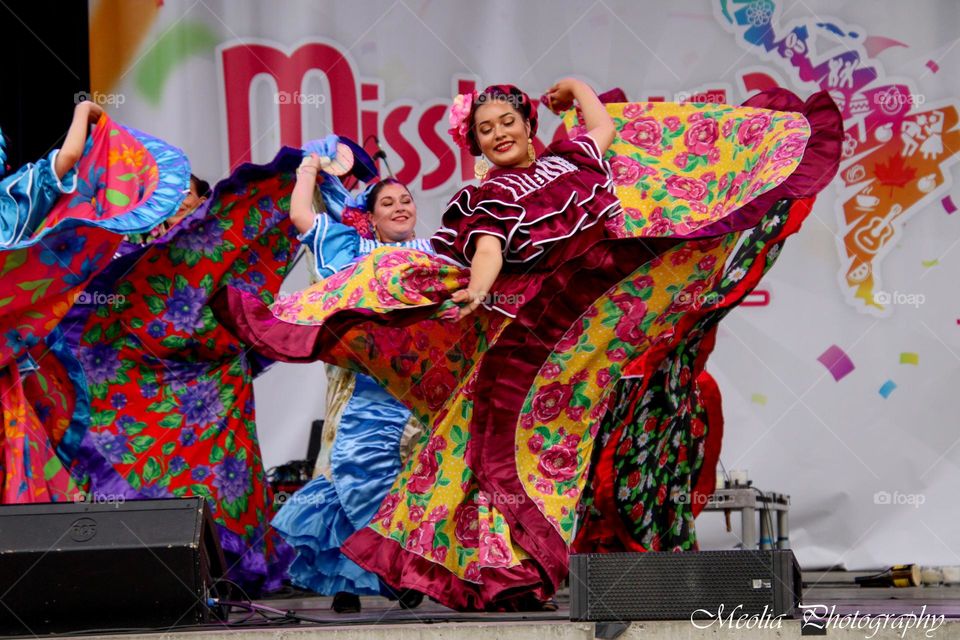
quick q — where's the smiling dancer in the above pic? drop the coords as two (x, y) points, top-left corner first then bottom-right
(272, 146), (430, 613)
(217, 79), (841, 610)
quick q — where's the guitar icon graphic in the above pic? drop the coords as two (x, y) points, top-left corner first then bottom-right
(853, 204), (903, 254)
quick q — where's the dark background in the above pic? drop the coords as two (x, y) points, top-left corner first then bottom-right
(1, 0), (90, 170)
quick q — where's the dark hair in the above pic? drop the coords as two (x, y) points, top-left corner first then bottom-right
(190, 174), (211, 198)
(466, 84), (539, 156)
(365, 178), (410, 213)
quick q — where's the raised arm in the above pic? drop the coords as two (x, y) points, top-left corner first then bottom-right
(451, 234), (503, 320)
(544, 78), (615, 155)
(290, 153), (324, 235)
(54, 101), (103, 179)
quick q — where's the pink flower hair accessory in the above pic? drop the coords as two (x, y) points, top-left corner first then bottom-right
(447, 91), (477, 151)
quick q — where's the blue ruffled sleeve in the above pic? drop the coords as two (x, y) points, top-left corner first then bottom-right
(0, 149), (79, 245)
(298, 212), (360, 279)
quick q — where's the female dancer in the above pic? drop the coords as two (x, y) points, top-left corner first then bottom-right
(1, 102), (190, 503)
(60, 146), (306, 594)
(126, 174), (210, 246)
(62, 138), (409, 594)
(272, 152), (430, 613)
(174, 174), (211, 226)
(216, 80), (841, 609)
(439, 80), (615, 319)
(1, 101), (100, 245)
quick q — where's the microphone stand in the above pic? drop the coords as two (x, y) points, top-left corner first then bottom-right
(364, 135), (394, 179)
(376, 149), (395, 179)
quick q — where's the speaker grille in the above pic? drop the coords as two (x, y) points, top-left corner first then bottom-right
(570, 550), (799, 621)
(0, 497), (225, 634)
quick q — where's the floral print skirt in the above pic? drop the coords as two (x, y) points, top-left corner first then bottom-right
(1, 115), (189, 504)
(215, 90), (842, 609)
(57, 148), (304, 593)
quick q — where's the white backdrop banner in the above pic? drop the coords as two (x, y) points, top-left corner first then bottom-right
(89, 0), (960, 568)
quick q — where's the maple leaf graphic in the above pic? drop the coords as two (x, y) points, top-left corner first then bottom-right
(874, 154), (917, 196)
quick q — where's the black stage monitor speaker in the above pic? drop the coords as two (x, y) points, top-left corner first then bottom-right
(0, 497), (228, 635)
(570, 549), (801, 621)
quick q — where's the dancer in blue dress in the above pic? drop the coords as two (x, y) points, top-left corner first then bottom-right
(272, 141), (430, 612)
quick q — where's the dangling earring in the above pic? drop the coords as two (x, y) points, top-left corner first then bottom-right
(527, 139), (536, 163)
(474, 156), (490, 181)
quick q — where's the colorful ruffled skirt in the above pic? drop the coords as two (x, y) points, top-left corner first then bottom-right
(55, 148), (304, 593)
(1, 114), (189, 503)
(214, 90), (843, 609)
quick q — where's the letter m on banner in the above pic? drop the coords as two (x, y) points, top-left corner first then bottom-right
(218, 40), (360, 169)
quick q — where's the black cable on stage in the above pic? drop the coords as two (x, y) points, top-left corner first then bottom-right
(10, 600), (566, 637)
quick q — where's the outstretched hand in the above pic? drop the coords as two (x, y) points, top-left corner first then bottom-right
(450, 288), (486, 320)
(545, 77), (615, 154)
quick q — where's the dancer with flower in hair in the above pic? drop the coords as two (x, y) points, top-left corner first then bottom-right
(216, 78), (841, 610)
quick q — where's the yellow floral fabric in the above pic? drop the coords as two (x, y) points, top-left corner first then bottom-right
(262, 101), (812, 591)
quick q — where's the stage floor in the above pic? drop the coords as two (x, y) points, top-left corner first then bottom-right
(18, 572), (960, 640)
